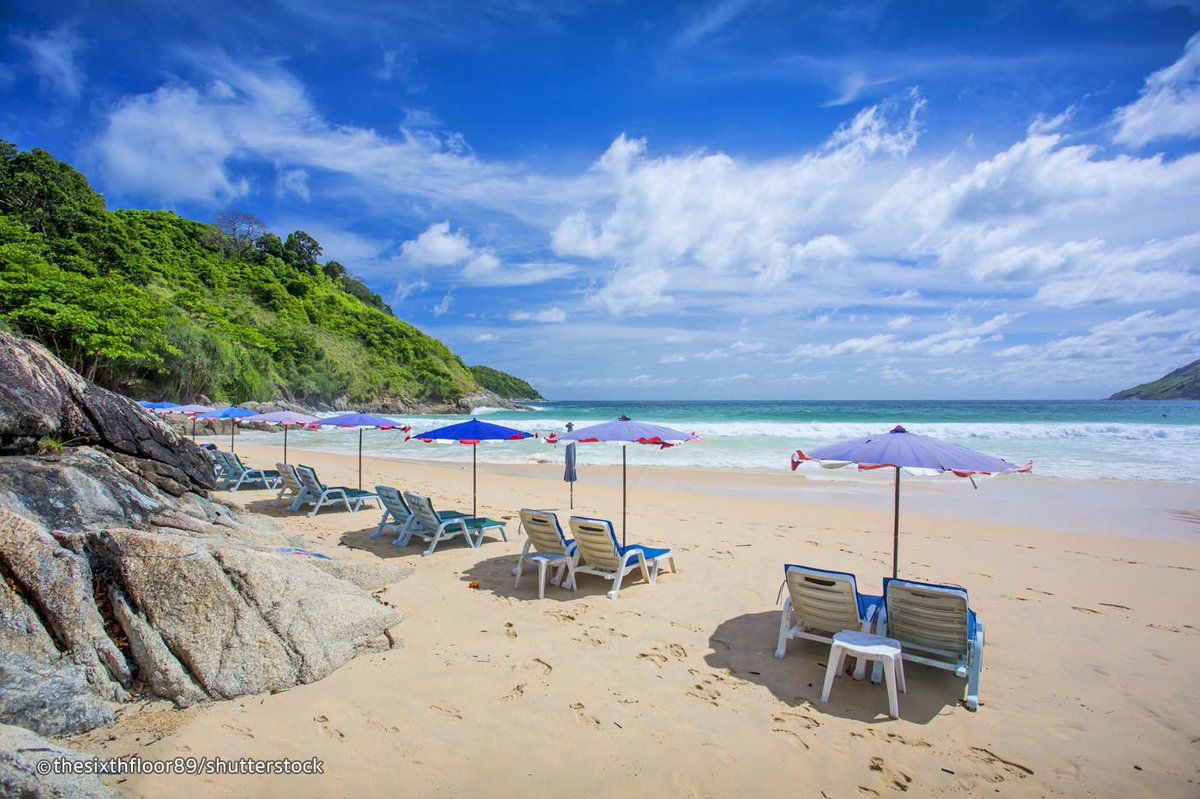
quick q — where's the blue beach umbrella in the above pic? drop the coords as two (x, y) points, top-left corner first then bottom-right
(138, 400), (179, 410)
(792, 425), (1031, 578)
(308, 412), (410, 490)
(564, 442), (578, 509)
(196, 407), (258, 452)
(561, 416), (700, 546)
(410, 418), (532, 517)
(239, 410), (319, 464)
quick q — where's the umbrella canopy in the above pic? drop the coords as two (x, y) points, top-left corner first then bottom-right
(308, 412), (410, 490)
(410, 418), (532, 517)
(792, 425), (1030, 577)
(196, 407), (258, 452)
(138, 400), (179, 410)
(564, 442), (578, 509)
(239, 410), (320, 464)
(561, 416), (699, 545)
(158, 404), (214, 444)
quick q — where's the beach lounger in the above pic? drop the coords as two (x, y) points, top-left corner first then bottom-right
(774, 564), (882, 678)
(205, 449), (230, 484)
(515, 510), (579, 599)
(567, 516), (675, 600)
(372, 486), (468, 540)
(274, 463), (304, 505)
(874, 577), (985, 711)
(289, 465), (381, 517)
(223, 453), (282, 492)
(399, 491), (507, 557)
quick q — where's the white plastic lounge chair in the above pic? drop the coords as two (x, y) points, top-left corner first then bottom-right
(289, 465), (380, 517)
(274, 463), (304, 505)
(874, 577), (985, 711)
(372, 486), (467, 540)
(399, 491), (507, 557)
(224, 453), (282, 492)
(567, 516), (675, 600)
(774, 565), (882, 677)
(515, 510), (579, 599)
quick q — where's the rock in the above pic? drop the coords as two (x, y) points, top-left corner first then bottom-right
(308, 559), (413, 592)
(107, 586), (207, 708)
(0, 722), (120, 799)
(0, 331), (214, 489)
(0, 653), (114, 737)
(0, 571), (59, 662)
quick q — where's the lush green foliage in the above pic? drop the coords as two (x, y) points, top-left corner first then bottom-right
(1109, 358), (1200, 400)
(0, 141), (535, 405)
(469, 365), (544, 400)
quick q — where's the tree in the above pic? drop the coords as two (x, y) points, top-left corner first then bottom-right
(283, 230), (322, 272)
(0, 141), (107, 237)
(213, 210), (266, 259)
(322, 260), (346, 280)
(256, 231), (285, 260)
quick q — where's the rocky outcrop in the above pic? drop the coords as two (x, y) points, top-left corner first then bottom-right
(0, 331), (214, 489)
(0, 334), (411, 741)
(0, 723), (120, 799)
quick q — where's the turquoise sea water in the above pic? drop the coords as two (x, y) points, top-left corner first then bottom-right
(240, 400), (1200, 483)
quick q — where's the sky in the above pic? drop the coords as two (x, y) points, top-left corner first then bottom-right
(2, 1), (1199, 401)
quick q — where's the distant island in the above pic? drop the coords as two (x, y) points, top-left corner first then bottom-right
(1109, 358), (1200, 400)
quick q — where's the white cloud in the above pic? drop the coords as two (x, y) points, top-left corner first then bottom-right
(275, 167), (310, 200)
(473, 333), (498, 343)
(1113, 32), (1200, 147)
(510, 307), (567, 323)
(658, 354), (687, 364)
(887, 314), (913, 329)
(432, 292), (453, 316)
(706, 373), (753, 384)
(402, 221), (474, 266)
(12, 24), (85, 99)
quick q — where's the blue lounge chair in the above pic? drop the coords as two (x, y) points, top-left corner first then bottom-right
(774, 565), (881, 669)
(567, 516), (675, 600)
(372, 486), (467, 540)
(289, 465), (380, 517)
(399, 491), (507, 557)
(223, 452), (282, 492)
(515, 510), (579, 599)
(874, 577), (985, 711)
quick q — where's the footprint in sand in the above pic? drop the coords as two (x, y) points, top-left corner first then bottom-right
(772, 710), (820, 730)
(771, 727), (811, 750)
(429, 705), (463, 720)
(1072, 606), (1101, 614)
(220, 723), (255, 739)
(504, 622), (518, 639)
(868, 756), (914, 792)
(500, 684), (526, 702)
(312, 715), (345, 740)
(570, 702), (601, 728)
(638, 652), (669, 668)
(686, 676), (722, 706)
(1099, 602), (1131, 610)
(968, 747), (1034, 781)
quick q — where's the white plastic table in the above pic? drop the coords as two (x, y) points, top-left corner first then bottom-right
(820, 631), (906, 719)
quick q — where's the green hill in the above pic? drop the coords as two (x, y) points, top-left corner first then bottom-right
(0, 141), (536, 407)
(1109, 358), (1200, 400)
(469, 365), (544, 400)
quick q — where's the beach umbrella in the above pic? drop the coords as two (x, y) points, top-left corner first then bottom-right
(308, 412), (410, 490)
(564, 442), (578, 509)
(561, 416), (700, 546)
(409, 418), (533, 517)
(159, 404), (214, 443)
(792, 425), (1031, 578)
(196, 407), (258, 452)
(138, 400), (179, 410)
(238, 410), (319, 464)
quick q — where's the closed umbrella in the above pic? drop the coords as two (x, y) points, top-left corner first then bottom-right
(409, 418), (533, 517)
(308, 412), (410, 490)
(792, 425), (1031, 578)
(564, 442), (578, 509)
(561, 416), (699, 546)
(239, 410), (319, 464)
(195, 407), (258, 451)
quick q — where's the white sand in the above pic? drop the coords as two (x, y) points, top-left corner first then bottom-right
(75, 442), (1200, 797)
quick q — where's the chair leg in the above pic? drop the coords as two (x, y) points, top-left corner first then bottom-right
(966, 624), (984, 711)
(422, 529), (445, 557)
(820, 645), (847, 703)
(537, 560), (548, 600)
(774, 598), (793, 659)
(514, 557), (526, 589)
(883, 656), (900, 719)
(607, 568), (627, 600)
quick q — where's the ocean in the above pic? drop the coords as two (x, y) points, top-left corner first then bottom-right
(235, 399), (1200, 484)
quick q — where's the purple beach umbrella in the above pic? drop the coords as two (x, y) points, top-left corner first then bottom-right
(561, 416), (700, 546)
(308, 412), (410, 490)
(792, 425), (1032, 578)
(159, 404), (214, 443)
(239, 410), (320, 464)
(409, 418), (533, 517)
(196, 407), (258, 452)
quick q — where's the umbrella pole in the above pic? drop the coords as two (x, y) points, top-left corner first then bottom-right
(570, 480), (573, 510)
(191, 418), (196, 444)
(893, 467), (901, 579)
(230, 420), (236, 452)
(473, 443), (478, 518)
(622, 444), (627, 548)
(283, 426), (288, 464)
(358, 428), (363, 491)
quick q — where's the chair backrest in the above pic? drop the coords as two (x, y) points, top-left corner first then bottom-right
(568, 517), (622, 570)
(277, 463), (302, 492)
(883, 578), (972, 658)
(213, 450), (235, 470)
(376, 486), (411, 520)
(783, 565), (866, 635)
(295, 465), (323, 492)
(519, 509), (569, 554)
(403, 491), (443, 531)
(227, 452), (250, 473)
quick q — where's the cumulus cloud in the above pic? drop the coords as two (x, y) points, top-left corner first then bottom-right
(402, 221), (475, 266)
(1113, 32), (1200, 147)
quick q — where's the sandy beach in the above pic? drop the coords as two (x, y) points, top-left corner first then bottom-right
(74, 441), (1200, 798)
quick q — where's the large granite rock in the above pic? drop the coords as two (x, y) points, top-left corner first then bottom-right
(0, 653), (115, 737)
(0, 331), (214, 489)
(0, 722), (120, 799)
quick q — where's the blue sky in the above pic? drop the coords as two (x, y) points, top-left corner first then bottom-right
(3, 1), (1199, 400)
